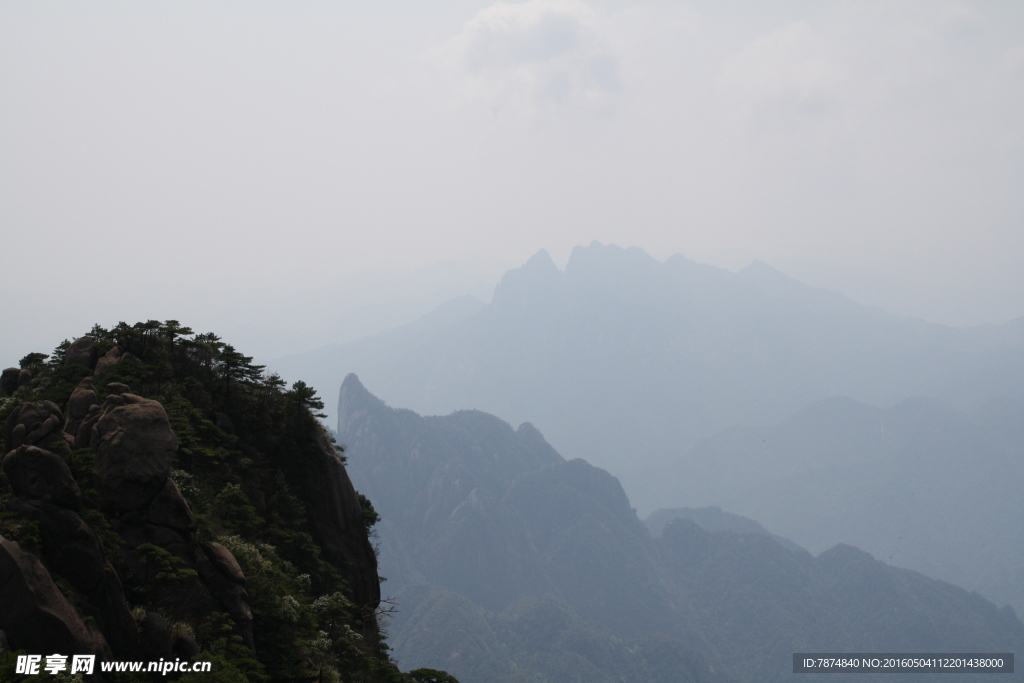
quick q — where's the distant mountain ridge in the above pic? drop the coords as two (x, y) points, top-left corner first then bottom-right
(645, 506), (806, 554)
(337, 376), (1024, 683)
(661, 393), (1024, 617)
(317, 242), (1024, 514)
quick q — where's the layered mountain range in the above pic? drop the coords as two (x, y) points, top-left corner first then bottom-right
(337, 375), (1024, 683)
(663, 394), (1024, 617)
(277, 243), (1024, 515)
(280, 243), (1024, 625)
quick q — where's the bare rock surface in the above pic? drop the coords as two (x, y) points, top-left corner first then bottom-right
(92, 393), (178, 511)
(172, 632), (200, 660)
(6, 401), (68, 453)
(291, 425), (380, 613)
(64, 337), (97, 369)
(1, 445), (81, 509)
(138, 612), (173, 662)
(74, 404), (103, 449)
(1, 498), (138, 658)
(64, 377), (100, 443)
(146, 477), (194, 530)
(0, 368), (19, 394)
(207, 542), (246, 584)
(106, 382), (131, 395)
(93, 346), (122, 379)
(196, 551), (254, 650)
(0, 534), (111, 658)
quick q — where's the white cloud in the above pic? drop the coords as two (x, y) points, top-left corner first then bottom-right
(719, 21), (836, 117)
(437, 0), (619, 116)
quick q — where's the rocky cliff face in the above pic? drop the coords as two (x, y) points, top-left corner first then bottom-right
(0, 326), (400, 681)
(338, 376), (1024, 683)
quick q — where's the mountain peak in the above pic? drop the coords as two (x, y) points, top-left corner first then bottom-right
(341, 372), (367, 392)
(339, 373), (379, 404)
(522, 248), (558, 273)
(492, 248), (562, 308)
(564, 242), (659, 276)
(337, 373), (389, 433)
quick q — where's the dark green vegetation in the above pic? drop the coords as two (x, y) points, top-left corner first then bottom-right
(0, 321), (458, 683)
(338, 375), (1024, 683)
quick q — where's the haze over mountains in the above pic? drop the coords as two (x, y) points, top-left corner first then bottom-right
(276, 242), (1024, 506)
(337, 376), (1024, 683)
(662, 395), (1024, 617)
(274, 242), (1024, 621)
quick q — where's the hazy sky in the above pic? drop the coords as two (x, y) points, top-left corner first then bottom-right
(2, 1), (1023, 366)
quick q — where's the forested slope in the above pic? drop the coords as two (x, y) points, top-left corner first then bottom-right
(0, 321), (454, 682)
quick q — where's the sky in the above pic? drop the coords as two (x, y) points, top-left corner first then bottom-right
(2, 0), (1023, 368)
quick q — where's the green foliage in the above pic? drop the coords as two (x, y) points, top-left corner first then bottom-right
(1, 320), (457, 683)
(138, 542), (199, 581)
(0, 512), (42, 550)
(359, 493), (380, 532)
(18, 352), (47, 369)
(408, 669), (461, 683)
(0, 651), (33, 683)
(216, 483), (265, 535)
(289, 380), (326, 419)
(46, 339), (70, 368)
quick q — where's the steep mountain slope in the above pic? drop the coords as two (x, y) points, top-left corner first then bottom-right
(339, 374), (715, 682)
(661, 395), (1024, 616)
(0, 323), (448, 682)
(337, 377), (1024, 683)
(319, 243), (1024, 513)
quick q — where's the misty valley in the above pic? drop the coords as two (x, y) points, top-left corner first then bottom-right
(1, 243), (1020, 682)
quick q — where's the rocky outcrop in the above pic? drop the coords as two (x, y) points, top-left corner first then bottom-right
(73, 404), (103, 449)
(146, 478), (194, 530)
(290, 425), (380, 613)
(0, 534), (111, 658)
(1, 445), (81, 509)
(1, 498), (138, 658)
(197, 543), (254, 650)
(78, 387), (257, 650)
(0, 339), (385, 675)
(92, 393), (179, 512)
(0, 368), (32, 395)
(208, 542), (246, 584)
(64, 337), (97, 370)
(1, 368), (19, 394)
(138, 612), (173, 662)
(63, 377), (100, 443)
(93, 346), (122, 379)
(172, 634), (200, 660)
(6, 401), (73, 453)
(106, 382), (131, 396)
(0, 392), (212, 661)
